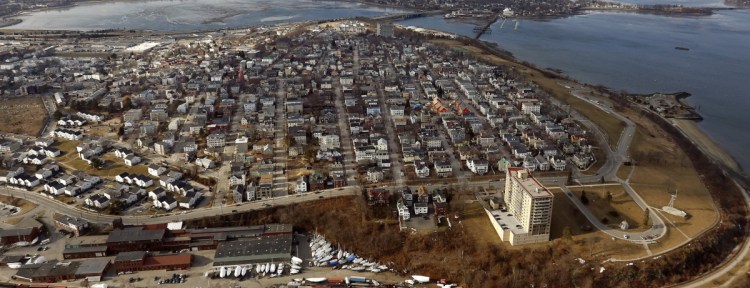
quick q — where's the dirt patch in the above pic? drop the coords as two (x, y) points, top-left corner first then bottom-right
(0, 96), (47, 136)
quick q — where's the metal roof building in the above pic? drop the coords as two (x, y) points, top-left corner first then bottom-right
(213, 234), (292, 267)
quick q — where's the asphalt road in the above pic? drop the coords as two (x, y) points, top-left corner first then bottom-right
(0, 186), (359, 226)
(560, 185), (665, 243)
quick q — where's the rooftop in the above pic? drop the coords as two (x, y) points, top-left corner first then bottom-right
(213, 234), (292, 266)
(508, 168), (553, 198)
(66, 235), (108, 247)
(106, 228), (165, 243)
(63, 245), (108, 254)
(15, 261), (79, 280)
(490, 209), (525, 235)
(115, 251), (147, 262)
(143, 253), (192, 267)
(75, 258), (110, 275)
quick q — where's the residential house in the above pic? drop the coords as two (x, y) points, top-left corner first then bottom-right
(178, 191), (201, 209)
(367, 189), (390, 205)
(54, 215), (88, 237)
(367, 167), (384, 183)
(148, 188), (167, 200)
(414, 203), (429, 215)
(232, 185), (245, 203)
(85, 194), (110, 209)
(206, 133), (226, 148)
(466, 158), (489, 175)
(124, 155), (141, 166)
(397, 199), (410, 220)
(295, 176), (308, 193)
(154, 196), (177, 211)
(433, 160), (452, 178)
(147, 164), (167, 177)
(414, 161), (430, 178)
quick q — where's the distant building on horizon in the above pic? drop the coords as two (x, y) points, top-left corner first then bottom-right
(377, 23), (394, 37)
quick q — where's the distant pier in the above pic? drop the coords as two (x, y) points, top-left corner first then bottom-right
(474, 15), (499, 39)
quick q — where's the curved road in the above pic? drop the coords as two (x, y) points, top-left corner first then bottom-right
(566, 87), (666, 244)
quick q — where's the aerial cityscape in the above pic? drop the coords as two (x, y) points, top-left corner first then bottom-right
(0, 0), (747, 287)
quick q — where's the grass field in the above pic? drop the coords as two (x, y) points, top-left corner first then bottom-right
(0, 96), (47, 136)
(625, 119), (718, 239)
(548, 189), (594, 239)
(453, 194), (500, 248)
(569, 185), (647, 231)
(54, 140), (150, 178)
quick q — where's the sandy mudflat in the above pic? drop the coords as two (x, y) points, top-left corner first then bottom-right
(672, 119), (741, 172)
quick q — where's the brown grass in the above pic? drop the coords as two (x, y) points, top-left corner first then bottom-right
(0, 195), (37, 217)
(569, 185), (647, 231)
(626, 123), (718, 239)
(548, 189), (594, 239)
(454, 195), (501, 247)
(54, 140), (150, 178)
(0, 96), (47, 136)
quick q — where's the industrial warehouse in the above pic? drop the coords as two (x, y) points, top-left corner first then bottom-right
(8, 223), (293, 283)
(213, 234), (293, 267)
(62, 223), (293, 259)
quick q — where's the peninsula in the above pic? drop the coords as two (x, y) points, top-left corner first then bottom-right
(0, 14), (746, 288)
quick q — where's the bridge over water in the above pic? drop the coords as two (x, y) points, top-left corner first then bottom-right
(370, 10), (446, 21)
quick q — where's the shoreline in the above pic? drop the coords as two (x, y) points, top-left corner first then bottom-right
(672, 119), (742, 172)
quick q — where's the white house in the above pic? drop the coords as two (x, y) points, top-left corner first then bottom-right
(466, 158), (489, 175)
(375, 138), (389, 151)
(148, 164), (167, 177)
(44, 182), (65, 195)
(86, 194), (110, 209)
(113, 148), (134, 159)
(318, 134), (341, 151)
(414, 203), (429, 215)
(179, 191), (201, 209)
(124, 155), (141, 166)
(433, 160), (453, 178)
(397, 200), (410, 220)
(195, 158), (215, 169)
(62, 186), (81, 197)
(296, 176), (308, 193)
(246, 183), (256, 201)
(415, 161), (430, 178)
(1, 167), (24, 183)
(58, 174), (77, 186)
(154, 196), (177, 211)
(149, 188), (167, 200)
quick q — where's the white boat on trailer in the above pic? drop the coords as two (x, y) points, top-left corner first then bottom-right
(305, 277), (327, 283)
(412, 275), (430, 283)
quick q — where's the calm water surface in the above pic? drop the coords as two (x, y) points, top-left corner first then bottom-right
(9, 0), (406, 31)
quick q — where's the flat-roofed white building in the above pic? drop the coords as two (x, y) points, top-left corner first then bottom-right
(492, 167), (553, 245)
